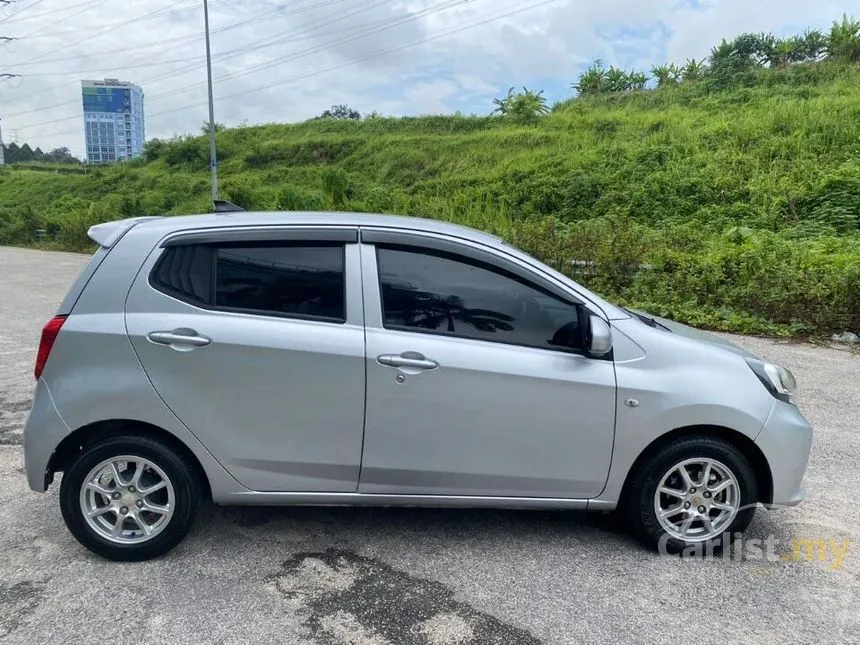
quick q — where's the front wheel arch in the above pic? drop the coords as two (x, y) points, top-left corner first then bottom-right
(47, 419), (211, 502)
(619, 424), (773, 508)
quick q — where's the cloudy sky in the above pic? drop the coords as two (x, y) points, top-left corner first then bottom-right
(0, 0), (854, 156)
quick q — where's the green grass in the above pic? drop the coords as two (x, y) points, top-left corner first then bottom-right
(1, 61), (858, 335)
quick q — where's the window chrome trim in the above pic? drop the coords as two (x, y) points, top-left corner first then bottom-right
(162, 226), (358, 247)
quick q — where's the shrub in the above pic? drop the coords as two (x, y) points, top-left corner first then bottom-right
(321, 168), (350, 208)
(492, 87), (550, 124)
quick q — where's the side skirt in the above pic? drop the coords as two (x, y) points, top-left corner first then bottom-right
(214, 491), (610, 510)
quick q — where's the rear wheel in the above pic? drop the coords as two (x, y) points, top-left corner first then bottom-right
(625, 435), (757, 554)
(59, 435), (201, 561)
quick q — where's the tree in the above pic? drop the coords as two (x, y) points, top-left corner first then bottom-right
(604, 66), (630, 92)
(710, 32), (774, 73)
(574, 61), (648, 95)
(573, 60), (608, 95)
(45, 147), (80, 163)
(627, 71), (649, 91)
(1, 140), (81, 164)
(317, 104), (361, 120)
(4, 142), (20, 162)
(800, 28), (828, 61)
(681, 58), (708, 82)
(651, 63), (681, 87)
(826, 14), (860, 62)
(143, 139), (166, 163)
(200, 121), (226, 134)
(492, 87), (549, 124)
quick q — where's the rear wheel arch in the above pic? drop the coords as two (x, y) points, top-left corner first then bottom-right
(620, 424), (773, 507)
(47, 419), (212, 501)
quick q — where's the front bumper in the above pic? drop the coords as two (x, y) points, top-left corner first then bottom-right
(755, 400), (813, 507)
(23, 379), (71, 492)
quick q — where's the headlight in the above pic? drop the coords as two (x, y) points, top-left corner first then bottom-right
(745, 358), (797, 404)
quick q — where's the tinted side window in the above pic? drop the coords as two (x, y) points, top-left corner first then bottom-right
(377, 247), (584, 351)
(150, 244), (212, 304)
(215, 244), (345, 321)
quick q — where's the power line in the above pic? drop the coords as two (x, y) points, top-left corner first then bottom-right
(12, 0), (442, 130)
(1, 0), (338, 112)
(3, 0), (319, 67)
(15, 0), (112, 39)
(133, 0), (397, 99)
(14, 0), (475, 131)
(142, 0), (468, 104)
(0, 0), (48, 24)
(3, 0), (373, 119)
(16, 0), (195, 65)
(18, 57), (202, 76)
(153, 0), (556, 117)
(29, 0), (230, 39)
(21, 0), (559, 142)
(0, 0), (96, 25)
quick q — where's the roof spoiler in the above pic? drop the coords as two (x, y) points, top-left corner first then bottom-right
(87, 216), (163, 248)
(213, 199), (245, 213)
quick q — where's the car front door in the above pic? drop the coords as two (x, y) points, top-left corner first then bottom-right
(358, 232), (617, 499)
(125, 227), (366, 492)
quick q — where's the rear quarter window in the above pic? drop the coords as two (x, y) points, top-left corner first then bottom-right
(149, 242), (346, 323)
(150, 245), (212, 304)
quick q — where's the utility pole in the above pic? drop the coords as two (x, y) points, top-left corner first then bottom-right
(203, 0), (218, 202)
(1, 1), (16, 169)
(1, 8), (19, 175)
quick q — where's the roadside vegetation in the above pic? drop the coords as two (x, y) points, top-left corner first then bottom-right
(1, 17), (859, 336)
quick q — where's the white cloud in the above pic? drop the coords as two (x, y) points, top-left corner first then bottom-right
(403, 78), (458, 113)
(0, 0), (855, 156)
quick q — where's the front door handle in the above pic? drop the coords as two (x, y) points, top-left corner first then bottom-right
(147, 330), (211, 348)
(377, 351), (439, 370)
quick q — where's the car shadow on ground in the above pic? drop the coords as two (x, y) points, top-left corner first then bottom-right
(189, 500), (789, 561)
(198, 502), (641, 549)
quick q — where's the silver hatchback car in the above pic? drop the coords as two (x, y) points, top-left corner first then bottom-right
(24, 211), (813, 561)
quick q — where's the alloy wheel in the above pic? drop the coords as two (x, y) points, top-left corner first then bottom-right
(653, 457), (740, 542)
(79, 455), (175, 544)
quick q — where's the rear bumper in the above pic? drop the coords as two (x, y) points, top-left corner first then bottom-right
(755, 401), (813, 508)
(23, 379), (70, 492)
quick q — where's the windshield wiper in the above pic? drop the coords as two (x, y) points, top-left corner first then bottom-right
(623, 307), (670, 331)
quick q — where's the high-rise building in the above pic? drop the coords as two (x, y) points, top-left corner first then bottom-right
(81, 79), (145, 164)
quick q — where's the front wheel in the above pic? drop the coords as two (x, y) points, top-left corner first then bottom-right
(59, 435), (201, 561)
(625, 435), (758, 554)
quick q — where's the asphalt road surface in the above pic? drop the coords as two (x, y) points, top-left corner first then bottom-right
(1, 245), (857, 644)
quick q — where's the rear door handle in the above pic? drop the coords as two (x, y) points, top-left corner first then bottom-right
(377, 351), (438, 370)
(147, 330), (211, 348)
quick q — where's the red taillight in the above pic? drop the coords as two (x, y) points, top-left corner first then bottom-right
(35, 315), (67, 380)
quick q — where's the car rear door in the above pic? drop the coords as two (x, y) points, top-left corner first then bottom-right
(358, 230), (617, 499)
(125, 226), (366, 492)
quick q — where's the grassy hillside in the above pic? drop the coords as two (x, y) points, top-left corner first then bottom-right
(1, 62), (859, 336)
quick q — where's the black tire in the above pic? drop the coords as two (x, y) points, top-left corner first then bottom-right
(59, 434), (202, 561)
(624, 435), (757, 554)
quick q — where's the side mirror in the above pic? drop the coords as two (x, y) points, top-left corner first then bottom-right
(587, 315), (613, 357)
